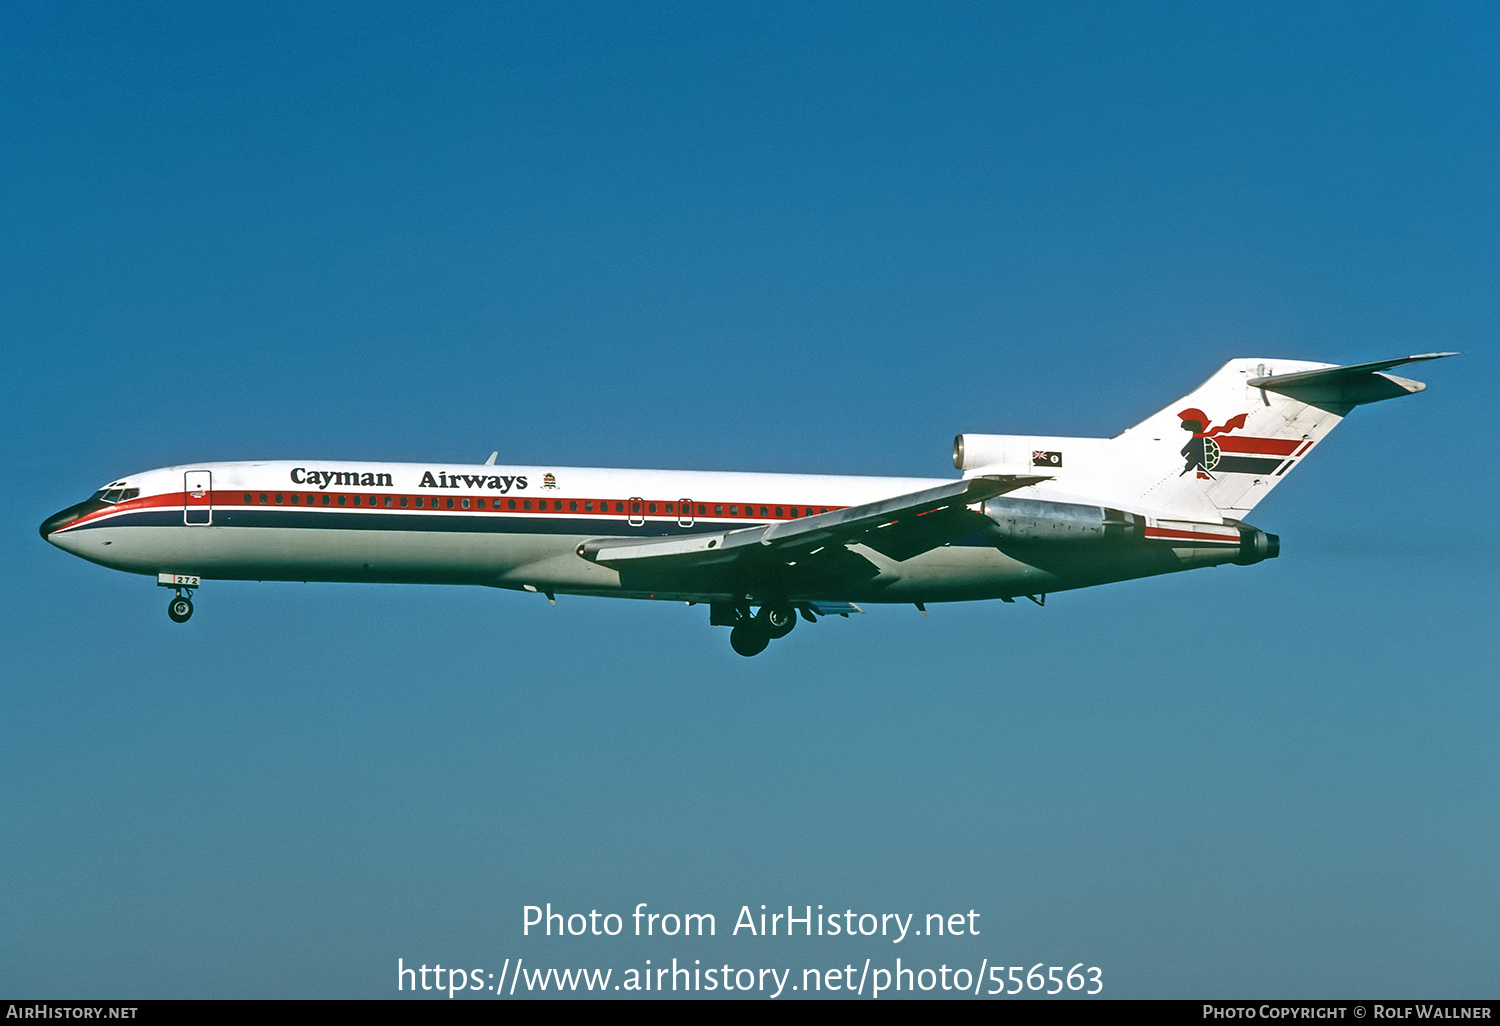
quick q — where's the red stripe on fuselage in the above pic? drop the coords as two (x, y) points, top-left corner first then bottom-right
(54, 490), (851, 532)
(1214, 435), (1302, 456)
(1145, 526), (1239, 544)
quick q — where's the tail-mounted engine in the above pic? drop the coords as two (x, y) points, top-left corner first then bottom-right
(1232, 525), (1280, 565)
(981, 497), (1279, 567)
(981, 497), (1140, 544)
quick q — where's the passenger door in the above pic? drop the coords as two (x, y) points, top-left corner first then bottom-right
(184, 470), (212, 525)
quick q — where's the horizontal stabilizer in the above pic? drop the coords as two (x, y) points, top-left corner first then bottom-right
(1247, 353), (1458, 409)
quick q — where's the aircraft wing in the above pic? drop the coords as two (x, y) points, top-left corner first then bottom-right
(579, 476), (1030, 578)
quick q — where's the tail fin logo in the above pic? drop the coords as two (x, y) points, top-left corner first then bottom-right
(1178, 409), (1248, 479)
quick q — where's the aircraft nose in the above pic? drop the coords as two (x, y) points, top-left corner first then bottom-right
(40, 500), (98, 541)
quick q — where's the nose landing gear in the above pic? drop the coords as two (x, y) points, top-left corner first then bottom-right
(168, 593), (194, 623)
(157, 573), (200, 624)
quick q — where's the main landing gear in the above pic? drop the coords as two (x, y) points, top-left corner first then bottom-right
(157, 573), (200, 624)
(729, 623), (769, 657)
(719, 602), (799, 657)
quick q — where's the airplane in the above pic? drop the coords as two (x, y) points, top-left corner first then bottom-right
(40, 354), (1453, 656)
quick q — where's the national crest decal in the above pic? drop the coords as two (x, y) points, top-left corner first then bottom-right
(542, 472), (558, 489)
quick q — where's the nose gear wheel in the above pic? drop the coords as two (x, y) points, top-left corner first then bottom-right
(168, 595), (194, 623)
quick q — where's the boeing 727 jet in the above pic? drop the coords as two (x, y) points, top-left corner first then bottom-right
(40, 354), (1452, 655)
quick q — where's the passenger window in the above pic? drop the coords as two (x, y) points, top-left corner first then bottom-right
(665, 503), (673, 513)
(523, 500), (532, 510)
(648, 502), (656, 514)
(791, 507), (798, 517)
(461, 498), (470, 509)
(729, 505), (737, 515)
(244, 493), (253, 503)
(585, 501), (593, 511)
(260, 494), (268, 504)
(446, 497), (454, 509)
(353, 495), (361, 506)
(760, 506), (768, 517)
(775, 507), (783, 517)
(616, 502), (625, 513)
(274, 494), (282, 504)
(475, 498), (485, 509)
(570, 501), (577, 511)
(714, 505), (723, 515)
(337, 495), (345, 506)
(385, 496), (393, 507)
(290, 494), (299, 505)
(697, 504), (705, 515)
(400, 496), (408, 507)
(508, 499), (517, 510)
(322, 495), (331, 506)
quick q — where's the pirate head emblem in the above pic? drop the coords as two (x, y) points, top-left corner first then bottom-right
(1179, 409), (1247, 478)
(1178, 408), (1210, 434)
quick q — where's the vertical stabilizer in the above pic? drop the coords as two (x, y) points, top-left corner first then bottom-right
(1110, 354), (1453, 518)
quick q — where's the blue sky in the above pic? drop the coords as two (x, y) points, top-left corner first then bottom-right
(3, 1), (1496, 998)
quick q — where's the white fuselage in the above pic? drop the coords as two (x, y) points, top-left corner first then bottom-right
(42, 458), (1246, 606)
